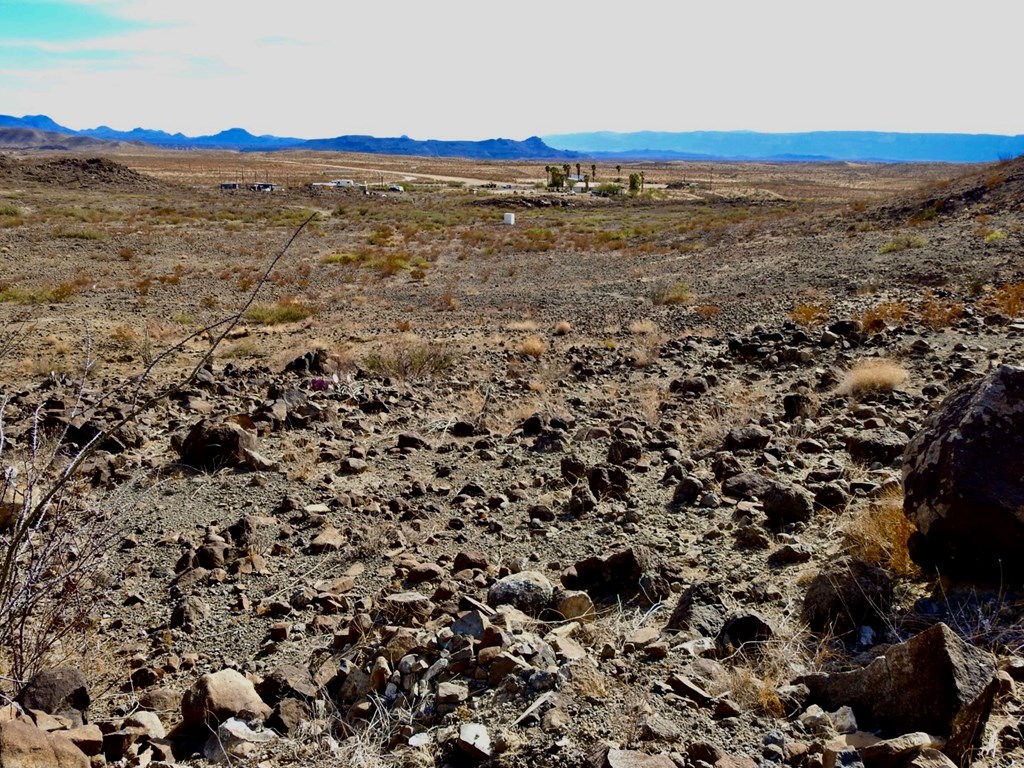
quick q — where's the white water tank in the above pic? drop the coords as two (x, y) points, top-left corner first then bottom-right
(503, 213), (515, 226)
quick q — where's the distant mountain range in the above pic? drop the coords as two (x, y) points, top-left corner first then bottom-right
(0, 115), (577, 159)
(542, 130), (1024, 163)
(1, 115), (1021, 163)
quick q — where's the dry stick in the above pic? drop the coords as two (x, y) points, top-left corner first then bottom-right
(0, 213), (317, 605)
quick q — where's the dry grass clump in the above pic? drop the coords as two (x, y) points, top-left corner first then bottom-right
(553, 320), (572, 336)
(858, 301), (911, 332)
(629, 319), (658, 335)
(506, 319), (539, 332)
(836, 358), (908, 398)
(842, 491), (918, 577)
(244, 298), (317, 325)
(788, 302), (830, 328)
(519, 336), (548, 358)
(362, 337), (455, 380)
(650, 281), (694, 306)
(916, 291), (964, 329)
(981, 282), (1024, 317)
(693, 303), (721, 319)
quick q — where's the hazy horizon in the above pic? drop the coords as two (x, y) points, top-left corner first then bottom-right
(3, 1), (1022, 141)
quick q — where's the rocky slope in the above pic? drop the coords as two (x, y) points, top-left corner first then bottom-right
(1, 154), (1023, 768)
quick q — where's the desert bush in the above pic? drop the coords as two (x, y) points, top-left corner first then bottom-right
(981, 282), (1024, 317)
(879, 235), (927, 253)
(0, 280), (88, 305)
(0, 433), (117, 683)
(553, 321), (572, 335)
(789, 302), (830, 327)
(629, 319), (658, 335)
(362, 337), (455, 380)
(519, 336), (548, 358)
(651, 281), (694, 306)
(836, 358), (908, 398)
(858, 300), (911, 332)
(842, 491), (918, 577)
(693, 303), (721, 319)
(54, 227), (105, 241)
(245, 298), (317, 325)
(916, 291), (964, 329)
(982, 229), (1007, 244)
(0, 203), (20, 217)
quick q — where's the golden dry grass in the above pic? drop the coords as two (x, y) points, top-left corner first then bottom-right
(858, 301), (911, 332)
(519, 336), (548, 358)
(836, 358), (908, 398)
(553, 320), (572, 336)
(842, 491), (918, 577)
(917, 291), (964, 329)
(788, 302), (830, 328)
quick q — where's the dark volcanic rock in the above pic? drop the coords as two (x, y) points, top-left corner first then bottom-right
(486, 571), (554, 616)
(847, 428), (909, 466)
(17, 668), (90, 724)
(802, 557), (893, 635)
(800, 623), (997, 765)
(903, 365), (1024, 578)
(177, 418), (272, 471)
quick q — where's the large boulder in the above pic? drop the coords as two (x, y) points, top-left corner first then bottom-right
(0, 719), (89, 768)
(802, 557), (894, 635)
(176, 419), (275, 472)
(903, 365), (1024, 578)
(16, 669), (89, 726)
(181, 669), (271, 727)
(486, 571), (553, 616)
(799, 623), (997, 765)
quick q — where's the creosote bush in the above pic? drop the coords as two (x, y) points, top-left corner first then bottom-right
(362, 337), (455, 380)
(651, 281), (694, 306)
(245, 298), (317, 325)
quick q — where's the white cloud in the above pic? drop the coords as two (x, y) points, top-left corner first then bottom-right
(4, 0), (1023, 138)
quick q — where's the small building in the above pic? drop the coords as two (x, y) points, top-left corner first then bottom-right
(219, 182), (240, 190)
(249, 182), (278, 192)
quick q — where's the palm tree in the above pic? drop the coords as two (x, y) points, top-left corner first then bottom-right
(616, 164), (622, 182)
(640, 171), (645, 193)
(591, 163), (597, 181)
(575, 163), (581, 180)
(544, 165), (552, 187)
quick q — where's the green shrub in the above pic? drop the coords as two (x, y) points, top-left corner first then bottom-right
(879, 235), (927, 253)
(362, 338), (455, 380)
(244, 299), (316, 325)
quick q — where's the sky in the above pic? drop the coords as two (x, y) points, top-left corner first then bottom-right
(1, 0), (1022, 141)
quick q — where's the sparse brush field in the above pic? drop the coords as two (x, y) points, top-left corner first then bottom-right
(2, 150), (1024, 767)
